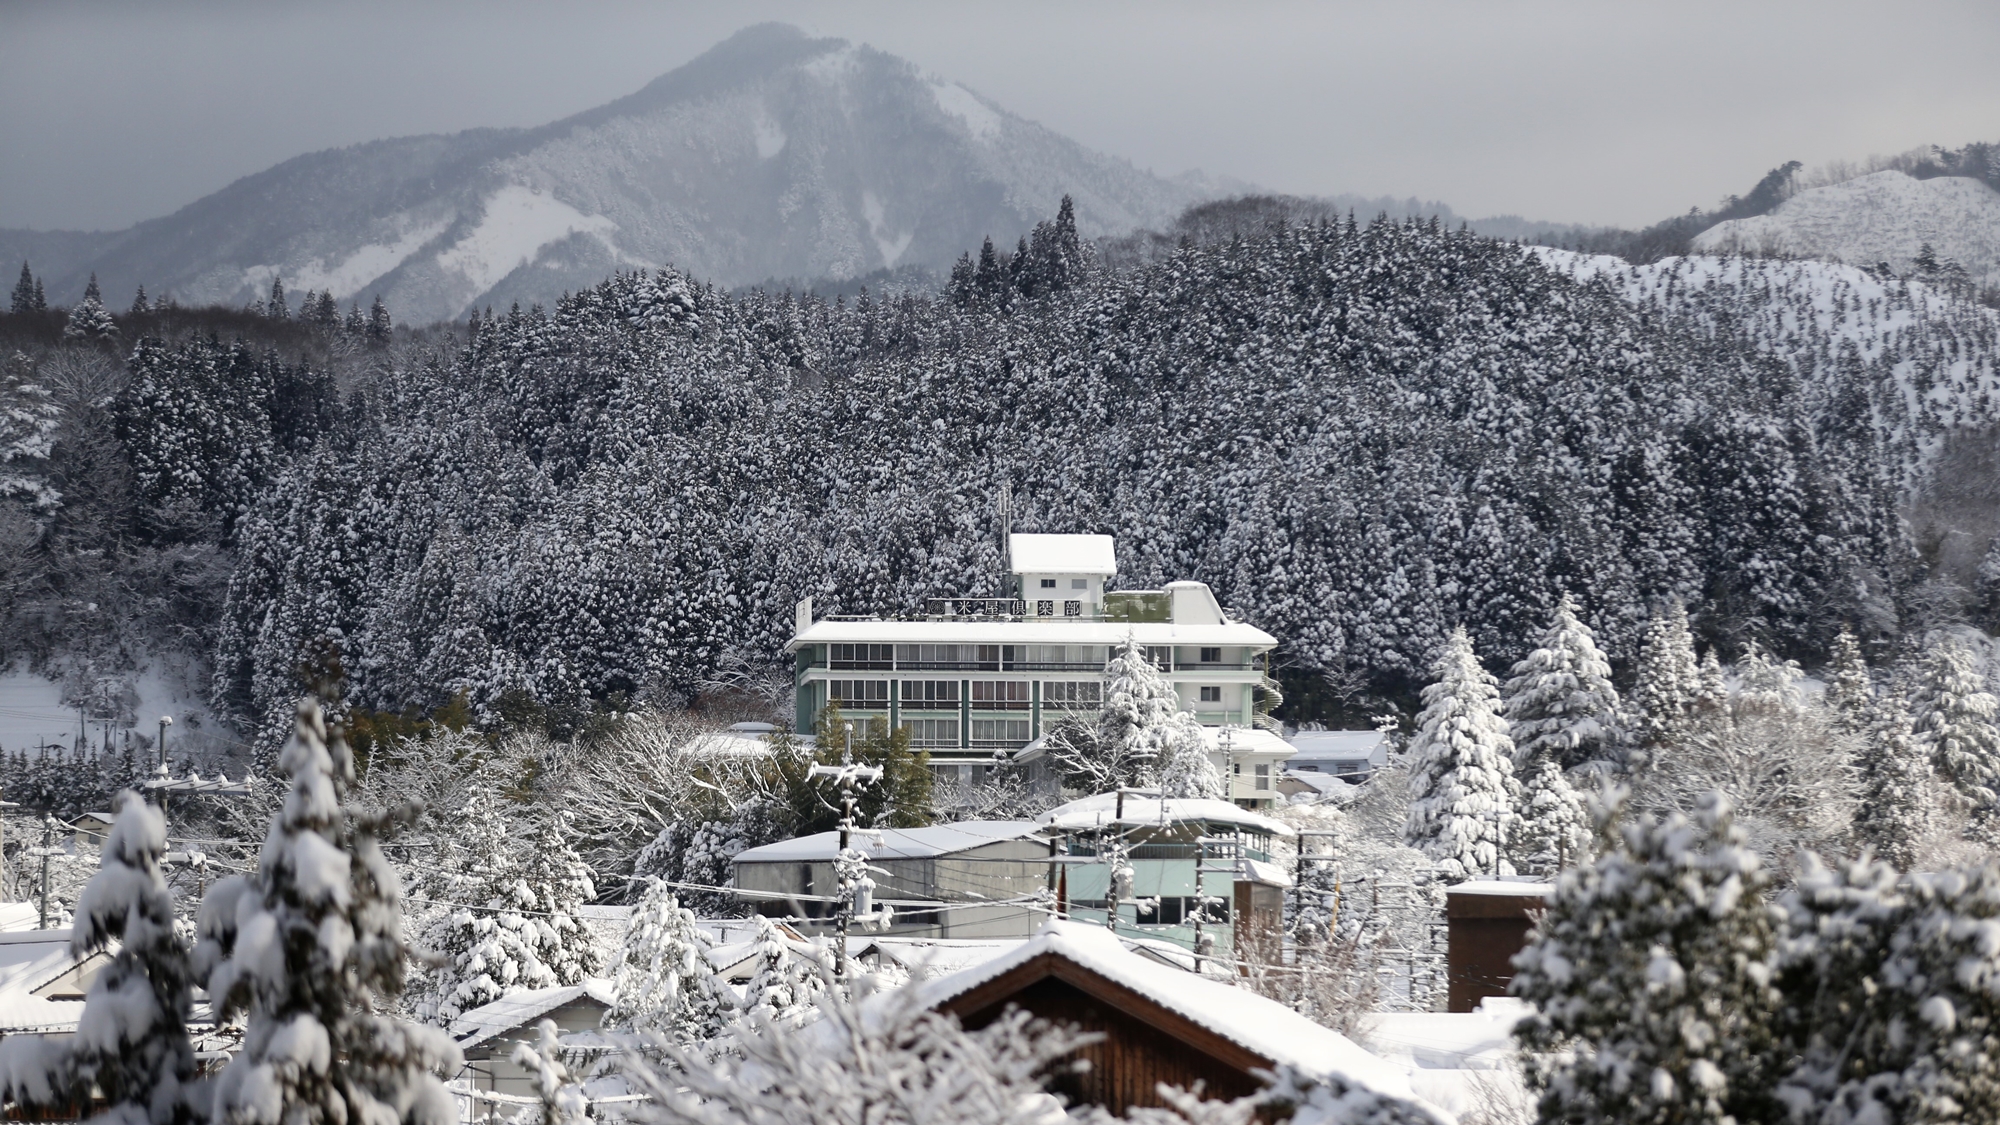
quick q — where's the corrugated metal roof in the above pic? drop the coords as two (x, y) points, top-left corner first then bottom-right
(733, 820), (1047, 864)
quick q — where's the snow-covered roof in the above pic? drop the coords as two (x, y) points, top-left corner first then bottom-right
(0, 928), (90, 1033)
(917, 921), (1439, 1115)
(1287, 729), (1390, 762)
(450, 978), (617, 1050)
(733, 820), (1046, 864)
(0, 902), (40, 933)
(854, 937), (1025, 977)
(790, 618), (1276, 648)
(1446, 880), (1554, 897)
(1041, 793), (1295, 838)
(1008, 534), (1116, 575)
(1191, 726), (1294, 759)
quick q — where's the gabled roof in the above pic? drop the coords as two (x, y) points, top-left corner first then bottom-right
(917, 921), (1437, 1115)
(450, 978), (617, 1050)
(0, 928), (93, 1034)
(732, 820), (1046, 864)
(1040, 793), (1295, 838)
(1008, 534), (1116, 575)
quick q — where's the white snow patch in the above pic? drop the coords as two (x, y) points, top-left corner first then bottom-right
(250, 217), (451, 301)
(860, 191), (914, 268)
(930, 81), (1001, 141)
(434, 185), (617, 298)
(752, 110), (787, 159)
(1693, 170), (2000, 288)
(0, 670), (78, 753)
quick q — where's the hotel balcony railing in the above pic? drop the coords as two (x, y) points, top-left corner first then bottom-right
(969, 700), (1032, 711)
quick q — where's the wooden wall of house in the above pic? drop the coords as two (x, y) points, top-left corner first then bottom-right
(456, 997), (609, 1101)
(955, 976), (1262, 1117)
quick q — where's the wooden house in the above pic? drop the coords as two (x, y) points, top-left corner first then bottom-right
(450, 979), (616, 1102)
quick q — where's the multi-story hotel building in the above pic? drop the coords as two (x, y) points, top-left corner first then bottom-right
(787, 534), (1295, 805)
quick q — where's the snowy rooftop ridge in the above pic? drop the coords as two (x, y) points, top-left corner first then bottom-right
(1007, 533), (1116, 575)
(914, 920), (1443, 1117)
(733, 820), (1046, 863)
(449, 978), (616, 1049)
(1040, 792), (1295, 837)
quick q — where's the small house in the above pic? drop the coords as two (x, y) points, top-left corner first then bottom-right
(1444, 880), (1552, 1013)
(69, 813), (117, 852)
(731, 821), (1053, 939)
(919, 920), (1439, 1119)
(451, 979), (616, 1101)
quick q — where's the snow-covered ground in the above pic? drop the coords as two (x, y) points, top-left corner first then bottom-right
(1693, 170), (2000, 289)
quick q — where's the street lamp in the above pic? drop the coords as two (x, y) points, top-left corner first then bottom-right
(157, 715), (173, 770)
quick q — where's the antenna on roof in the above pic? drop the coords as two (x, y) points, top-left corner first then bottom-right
(996, 481), (1014, 598)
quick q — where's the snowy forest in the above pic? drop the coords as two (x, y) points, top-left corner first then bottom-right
(2, 189), (2000, 1125)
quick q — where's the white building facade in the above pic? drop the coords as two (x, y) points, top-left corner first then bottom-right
(788, 534), (1294, 805)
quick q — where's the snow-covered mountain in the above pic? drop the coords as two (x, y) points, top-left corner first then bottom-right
(0, 24), (1223, 323)
(1692, 170), (2000, 289)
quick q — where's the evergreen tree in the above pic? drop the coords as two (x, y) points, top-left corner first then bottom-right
(195, 697), (461, 1125)
(1513, 791), (1784, 1125)
(1908, 636), (2000, 826)
(367, 296), (392, 342)
(9, 263), (34, 315)
(1514, 753), (1591, 874)
(1501, 594), (1624, 771)
(1852, 694), (1932, 871)
(268, 277), (289, 320)
(82, 273), (100, 303)
(1694, 648), (1732, 732)
(604, 879), (728, 1046)
(62, 293), (117, 343)
(516, 812), (601, 987)
(736, 915), (826, 1029)
(1777, 856), (2000, 1124)
(129, 286), (149, 315)
(1157, 711), (1224, 800)
(1404, 626), (1519, 881)
(64, 792), (197, 1124)
(31, 278), (45, 311)
(1065, 637), (1184, 792)
(1628, 601), (1701, 759)
(1823, 626), (1874, 735)
(414, 792), (555, 1025)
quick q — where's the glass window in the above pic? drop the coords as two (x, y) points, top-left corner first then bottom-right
(970, 718), (1031, 743)
(827, 679), (889, 706)
(1199, 647), (1222, 663)
(970, 681), (1030, 709)
(1071, 578), (1088, 590)
(900, 680), (960, 706)
(901, 718), (960, 747)
(1198, 686), (1222, 703)
(1040, 578), (1057, 588)
(1255, 763), (1271, 790)
(1043, 681), (1102, 708)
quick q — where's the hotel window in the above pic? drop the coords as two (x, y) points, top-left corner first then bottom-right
(1199, 647), (1222, 663)
(1198, 686), (1222, 703)
(1255, 763), (1271, 790)
(827, 680), (889, 707)
(1071, 578), (1088, 590)
(1040, 578), (1057, 588)
(1043, 681), (1102, 708)
(970, 718), (1031, 743)
(900, 680), (960, 707)
(970, 681), (1030, 709)
(901, 718), (960, 747)
(830, 644), (893, 669)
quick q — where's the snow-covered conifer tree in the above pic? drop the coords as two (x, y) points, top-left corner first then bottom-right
(1908, 636), (2000, 828)
(1628, 601), (1701, 758)
(1157, 711), (1224, 800)
(1823, 626), (1874, 735)
(517, 811), (601, 987)
(1502, 595), (1624, 772)
(61, 792), (195, 1124)
(1851, 694), (1933, 871)
(1052, 636), (1183, 791)
(1513, 791), (1783, 1125)
(1693, 647), (1732, 731)
(605, 878), (728, 1046)
(62, 292), (117, 342)
(737, 915), (826, 1029)
(414, 792), (555, 1024)
(196, 697), (461, 1125)
(8, 263), (33, 315)
(1776, 856), (2000, 1124)
(1403, 626), (1519, 881)
(1513, 754), (1591, 874)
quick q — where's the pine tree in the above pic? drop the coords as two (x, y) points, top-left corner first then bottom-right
(82, 273), (100, 303)
(9, 263), (33, 315)
(515, 812), (601, 987)
(1513, 791), (1784, 1125)
(1501, 594), (1624, 772)
(1908, 636), (2000, 824)
(1514, 754), (1591, 874)
(1403, 626), (1519, 881)
(1072, 637), (1186, 791)
(129, 286), (150, 315)
(604, 878), (728, 1046)
(1157, 711), (1224, 799)
(1694, 648), (1732, 732)
(31, 278), (45, 311)
(1851, 695), (1931, 871)
(61, 792), (197, 1124)
(195, 697), (461, 1125)
(737, 915), (826, 1029)
(1777, 856), (2000, 1124)
(367, 296), (392, 342)
(62, 293), (117, 342)
(1628, 601), (1701, 759)
(414, 792), (556, 1025)
(268, 277), (289, 320)
(1823, 626), (1873, 735)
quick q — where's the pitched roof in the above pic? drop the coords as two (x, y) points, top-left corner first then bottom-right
(732, 820), (1046, 864)
(1040, 793), (1295, 838)
(450, 978), (617, 1050)
(1008, 534), (1116, 575)
(916, 921), (1437, 1114)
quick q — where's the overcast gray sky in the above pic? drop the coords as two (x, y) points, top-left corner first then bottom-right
(3, 0), (1996, 232)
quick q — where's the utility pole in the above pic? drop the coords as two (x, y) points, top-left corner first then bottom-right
(35, 816), (53, 929)
(810, 721), (880, 980)
(157, 715), (172, 770)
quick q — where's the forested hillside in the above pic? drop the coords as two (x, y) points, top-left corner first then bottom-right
(6, 209), (1997, 757)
